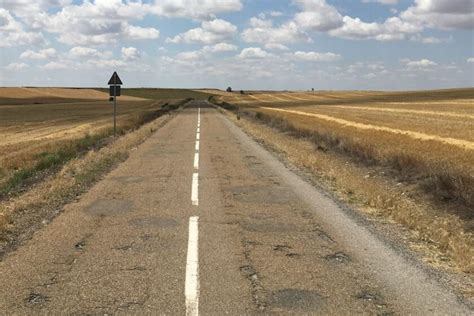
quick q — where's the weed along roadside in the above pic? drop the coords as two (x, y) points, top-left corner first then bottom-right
(209, 91), (474, 277)
(0, 97), (192, 258)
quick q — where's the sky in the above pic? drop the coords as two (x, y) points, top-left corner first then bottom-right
(0, 0), (473, 90)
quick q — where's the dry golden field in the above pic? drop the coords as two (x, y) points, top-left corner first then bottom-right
(214, 88), (474, 273)
(0, 88), (190, 193)
(216, 88), (474, 206)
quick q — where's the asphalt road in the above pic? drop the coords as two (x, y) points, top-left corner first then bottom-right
(0, 101), (470, 315)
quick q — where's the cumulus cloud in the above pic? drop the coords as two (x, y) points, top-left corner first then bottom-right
(361, 0), (399, 4)
(238, 47), (272, 59)
(167, 19), (237, 44)
(330, 16), (421, 41)
(69, 46), (110, 58)
(293, 0), (344, 32)
(30, 1), (159, 45)
(242, 18), (309, 46)
(5, 62), (29, 70)
(151, 0), (243, 20)
(402, 58), (438, 68)
(203, 43), (238, 53)
(400, 0), (474, 29)
(121, 47), (140, 61)
(293, 51), (342, 62)
(42, 61), (69, 70)
(0, 9), (45, 47)
(20, 48), (57, 59)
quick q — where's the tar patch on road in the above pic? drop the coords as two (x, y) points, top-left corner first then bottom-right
(271, 289), (324, 311)
(241, 221), (297, 233)
(84, 199), (134, 216)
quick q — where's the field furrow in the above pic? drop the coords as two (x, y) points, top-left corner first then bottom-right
(260, 107), (474, 150)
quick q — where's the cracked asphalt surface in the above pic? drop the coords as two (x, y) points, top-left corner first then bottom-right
(0, 101), (470, 314)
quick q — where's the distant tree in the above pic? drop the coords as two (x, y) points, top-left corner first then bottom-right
(311, 88), (315, 92)
(240, 90), (245, 94)
(226, 87), (232, 92)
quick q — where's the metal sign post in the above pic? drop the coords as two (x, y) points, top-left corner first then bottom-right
(108, 72), (123, 137)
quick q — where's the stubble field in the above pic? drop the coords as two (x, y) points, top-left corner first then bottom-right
(0, 87), (198, 196)
(213, 88), (474, 272)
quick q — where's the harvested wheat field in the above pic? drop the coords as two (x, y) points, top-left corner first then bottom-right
(216, 88), (474, 204)
(213, 88), (474, 273)
(0, 87), (191, 194)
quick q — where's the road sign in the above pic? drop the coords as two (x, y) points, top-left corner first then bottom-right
(108, 71), (123, 137)
(108, 72), (123, 85)
(109, 85), (121, 97)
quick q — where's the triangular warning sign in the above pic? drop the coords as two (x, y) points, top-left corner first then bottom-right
(108, 71), (123, 85)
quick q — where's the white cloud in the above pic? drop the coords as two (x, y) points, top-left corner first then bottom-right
(203, 43), (238, 53)
(0, 0), (72, 15)
(467, 57), (474, 63)
(400, 0), (474, 29)
(403, 58), (438, 68)
(238, 47), (272, 59)
(409, 34), (446, 44)
(20, 48), (57, 59)
(31, 1), (159, 45)
(5, 62), (29, 70)
(167, 19), (237, 44)
(265, 43), (289, 50)
(0, 9), (45, 47)
(293, 51), (342, 62)
(361, 0), (399, 5)
(41, 61), (69, 70)
(151, 0), (243, 20)
(242, 19), (309, 46)
(293, 0), (344, 32)
(121, 47), (140, 61)
(176, 51), (202, 61)
(330, 16), (421, 41)
(69, 46), (110, 59)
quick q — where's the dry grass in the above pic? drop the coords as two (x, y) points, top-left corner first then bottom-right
(0, 87), (195, 197)
(212, 88), (474, 274)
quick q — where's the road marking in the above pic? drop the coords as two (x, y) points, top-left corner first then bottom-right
(196, 132), (200, 140)
(192, 173), (199, 205)
(194, 152), (199, 169)
(197, 127), (200, 133)
(185, 216), (200, 316)
(195, 140), (200, 151)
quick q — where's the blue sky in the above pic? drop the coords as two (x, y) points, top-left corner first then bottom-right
(0, 0), (473, 90)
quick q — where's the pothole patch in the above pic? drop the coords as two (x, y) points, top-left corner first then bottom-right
(242, 222), (297, 233)
(325, 252), (351, 264)
(25, 293), (49, 306)
(271, 289), (324, 311)
(273, 245), (292, 252)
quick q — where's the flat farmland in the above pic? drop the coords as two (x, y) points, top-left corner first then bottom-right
(0, 88), (191, 192)
(214, 88), (474, 272)
(216, 89), (474, 208)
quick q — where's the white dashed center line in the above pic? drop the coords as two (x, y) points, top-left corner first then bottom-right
(185, 216), (200, 316)
(187, 106), (201, 315)
(194, 152), (199, 170)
